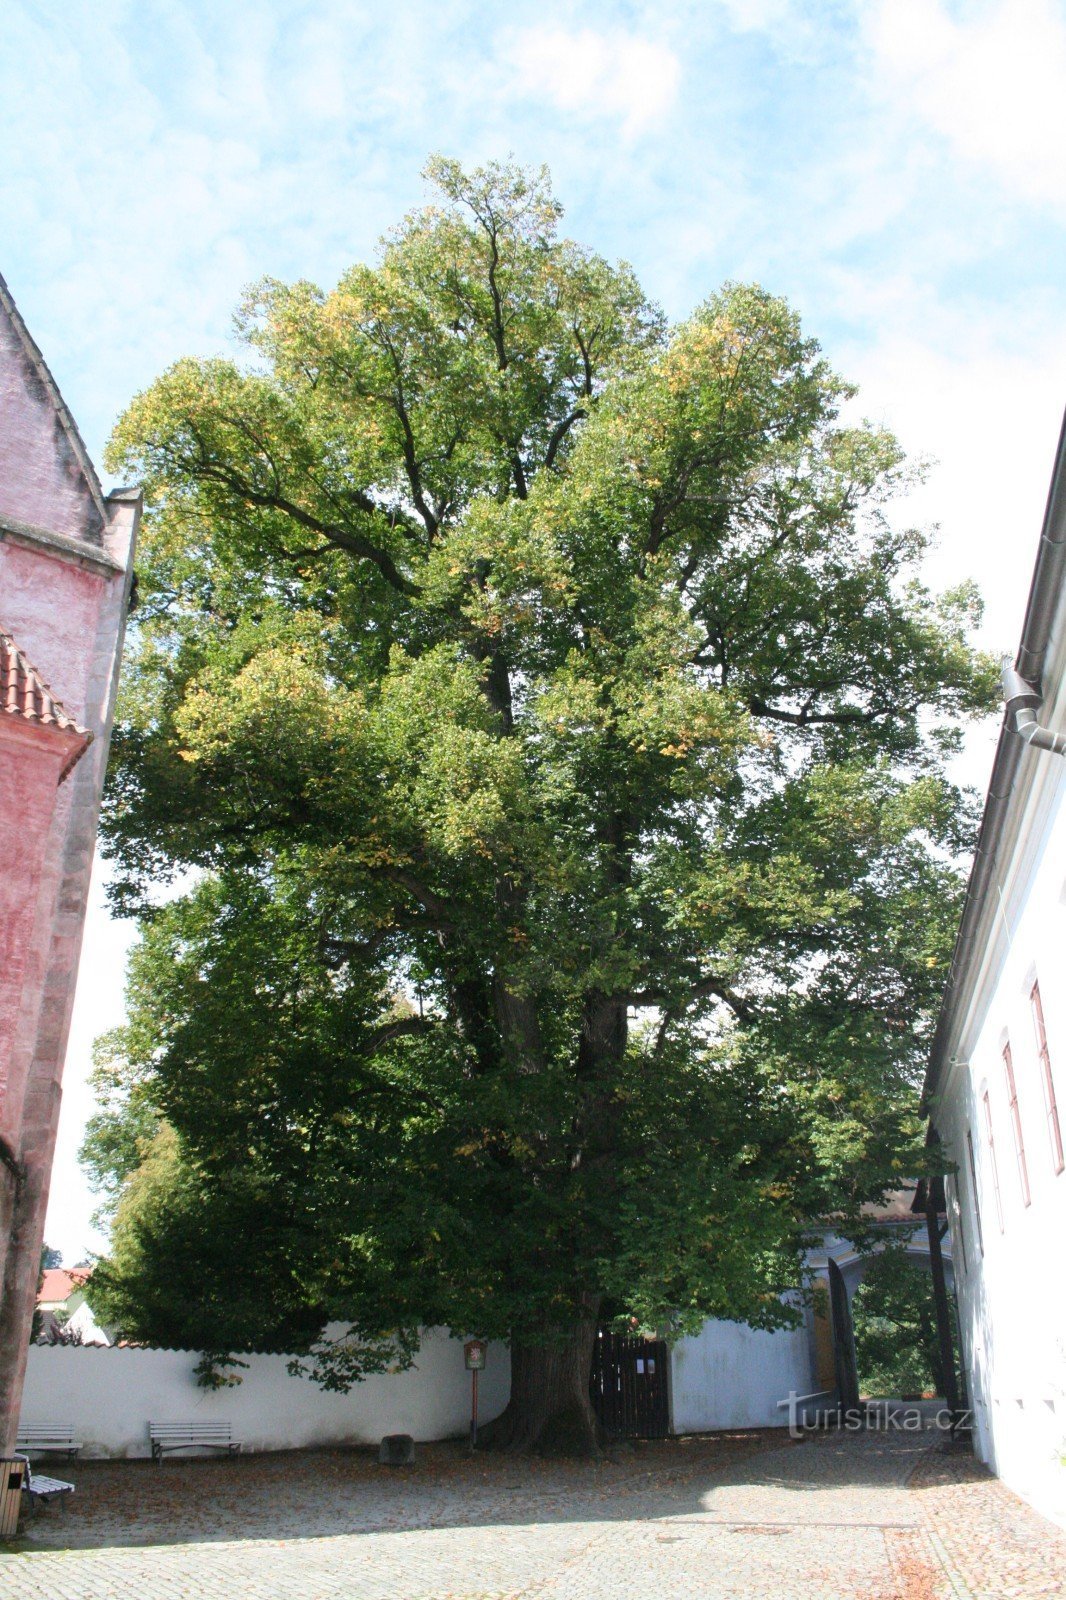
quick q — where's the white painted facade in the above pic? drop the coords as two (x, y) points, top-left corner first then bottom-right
(670, 1316), (813, 1432)
(933, 734), (1066, 1526)
(18, 1328), (510, 1459)
(61, 1296), (111, 1346)
(927, 417), (1066, 1529)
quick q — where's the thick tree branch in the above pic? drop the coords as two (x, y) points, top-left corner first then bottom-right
(191, 458), (422, 597)
(382, 342), (441, 540)
(384, 868), (455, 925)
(544, 408), (587, 471)
(632, 977), (755, 1025)
(643, 453), (710, 559)
(367, 1015), (436, 1051)
(485, 220), (509, 371)
(747, 694), (884, 729)
(573, 327), (595, 396)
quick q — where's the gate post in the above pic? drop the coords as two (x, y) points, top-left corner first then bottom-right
(922, 1147), (961, 1428)
(827, 1258), (860, 1415)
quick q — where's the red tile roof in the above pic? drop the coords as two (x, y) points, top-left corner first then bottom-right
(0, 628), (91, 779)
(37, 1267), (91, 1305)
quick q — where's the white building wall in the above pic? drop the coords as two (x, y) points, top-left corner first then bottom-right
(670, 1318), (813, 1432)
(63, 1297), (110, 1346)
(17, 1328), (510, 1458)
(937, 739), (1066, 1529)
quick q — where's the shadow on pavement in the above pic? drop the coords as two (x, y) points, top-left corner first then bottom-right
(9, 1422), (948, 1554)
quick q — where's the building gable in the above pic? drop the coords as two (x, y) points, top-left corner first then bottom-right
(0, 272), (109, 549)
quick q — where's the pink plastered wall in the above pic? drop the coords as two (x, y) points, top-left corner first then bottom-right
(0, 542), (106, 720)
(0, 309), (104, 545)
(0, 727), (67, 1136)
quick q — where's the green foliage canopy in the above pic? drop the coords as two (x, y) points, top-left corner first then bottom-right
(86, 159), (994, 1380)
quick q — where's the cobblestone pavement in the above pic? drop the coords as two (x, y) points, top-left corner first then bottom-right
(2, 1425), (1064, 1599)
(907, 1442), (1066, 1598)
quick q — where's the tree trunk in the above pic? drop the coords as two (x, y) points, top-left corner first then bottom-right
(919, 1304), (946, 1400)
(483, 1299), (602, 1455)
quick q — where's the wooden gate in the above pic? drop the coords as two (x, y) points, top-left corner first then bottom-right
(589, 1327), (669, 1438)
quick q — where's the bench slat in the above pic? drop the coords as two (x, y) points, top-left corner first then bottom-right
(150, 1427), (235, 1439)
(16, 1427), (82, 1458)
(149, 1421), (242, 1462)
(15, 1455), (75, 1515)
(25, 1474), (74, 1496)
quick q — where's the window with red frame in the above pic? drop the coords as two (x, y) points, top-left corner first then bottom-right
(1030, 981), (1064, 1175)
(1002, 1040), (1031, 1206)
(982, 1090), (1005, 1233)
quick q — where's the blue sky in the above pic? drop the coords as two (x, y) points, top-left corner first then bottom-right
(4, 0), (1065, 1258)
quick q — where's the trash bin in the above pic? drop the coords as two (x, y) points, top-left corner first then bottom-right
(0, 1457), (26, 1539)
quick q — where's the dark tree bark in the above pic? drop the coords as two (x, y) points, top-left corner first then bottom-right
(483, 1297), (602, 1454)
(920, 1303), (947, 1399)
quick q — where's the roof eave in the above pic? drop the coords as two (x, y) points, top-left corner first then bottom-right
(923, 404), (1066, 1114)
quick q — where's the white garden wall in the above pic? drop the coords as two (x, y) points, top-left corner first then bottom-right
(19, 1316), (817, 1457)
(670, 1319), (812, 1432)
(18, 1327), (510, 1458)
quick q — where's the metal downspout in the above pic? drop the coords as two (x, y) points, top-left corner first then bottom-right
(1001, 663), (1066, 756)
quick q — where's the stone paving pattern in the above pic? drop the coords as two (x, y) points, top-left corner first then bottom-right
(908, 1444), (1066, 1598)
(2, 1425), (1064, 1598)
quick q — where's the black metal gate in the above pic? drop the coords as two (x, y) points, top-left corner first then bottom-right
(828, 1256), (860, 1413)
(589, 1327), (669, 1438)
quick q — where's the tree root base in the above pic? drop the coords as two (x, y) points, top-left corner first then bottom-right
(479, 1400), (603, 1458)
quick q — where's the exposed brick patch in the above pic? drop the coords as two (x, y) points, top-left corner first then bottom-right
(883, 1529), (952, 1600)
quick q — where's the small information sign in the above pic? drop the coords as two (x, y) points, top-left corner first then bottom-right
(464, 1338), (487, 1371)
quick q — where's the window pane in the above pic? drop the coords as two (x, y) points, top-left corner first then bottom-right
(983, 1091), (1005, 1233)
(1031, 982), (1065, 1175)
(1003, 1041), (1031, 1206)
(966, 1129), (984, 1256)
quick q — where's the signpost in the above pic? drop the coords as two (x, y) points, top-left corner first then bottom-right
(464, 1338), (487, 1451)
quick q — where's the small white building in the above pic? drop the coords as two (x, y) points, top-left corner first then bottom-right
(36, 1267), (110, 1346)
(925, 410), (1066, 1528)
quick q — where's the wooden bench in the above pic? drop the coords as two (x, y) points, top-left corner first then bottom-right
(17, 1455), (74, 1516)
(149, 1421), (243, 1464)
(15, 1425), (82, 1459)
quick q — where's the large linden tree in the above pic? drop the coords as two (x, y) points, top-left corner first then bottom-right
(86, 159), (993, 1450)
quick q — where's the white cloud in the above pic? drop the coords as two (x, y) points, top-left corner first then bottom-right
(718, 0), (781, 23)
(500, 26), (681, 138)
(820, 255), (1066, 695)
(286, 13), (377, 124)
(865, 0), (1066, 209)
(712, 0), (800, 36)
